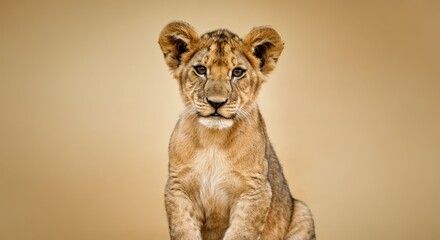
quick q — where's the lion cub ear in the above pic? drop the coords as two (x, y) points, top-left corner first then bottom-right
(158, 21), (199, 71)
(244, 27), (284, 75)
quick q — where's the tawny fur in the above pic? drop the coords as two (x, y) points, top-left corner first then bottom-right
(159, 21), (316, 240)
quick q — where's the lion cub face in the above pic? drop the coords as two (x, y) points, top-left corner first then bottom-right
(159, 22), (283, 129)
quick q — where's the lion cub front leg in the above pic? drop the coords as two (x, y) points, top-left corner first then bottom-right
(165, 181), (202, 240)
(223, 181), (272, 240)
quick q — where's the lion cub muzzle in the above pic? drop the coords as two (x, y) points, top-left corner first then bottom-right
(205, 79), (230, 112)
(197, 77), (234, 129)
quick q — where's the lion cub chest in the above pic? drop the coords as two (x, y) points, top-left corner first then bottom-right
(192, 147), (237, 214)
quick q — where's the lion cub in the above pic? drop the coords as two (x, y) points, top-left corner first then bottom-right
(159, 21), (316, 240)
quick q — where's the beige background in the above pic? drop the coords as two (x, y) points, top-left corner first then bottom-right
(1, 0), (439, 239)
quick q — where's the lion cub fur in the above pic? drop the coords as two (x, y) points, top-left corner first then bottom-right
(159, 21), (316, 240)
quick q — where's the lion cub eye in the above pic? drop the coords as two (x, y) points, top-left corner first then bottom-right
(193, 65), (207, 77)
(232, 67), (246, 79)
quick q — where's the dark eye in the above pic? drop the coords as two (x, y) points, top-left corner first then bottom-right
(194, 65), (207, 76)
(232, 67), (246, 79)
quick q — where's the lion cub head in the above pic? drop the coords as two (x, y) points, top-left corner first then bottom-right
(159, 21), (283, 129)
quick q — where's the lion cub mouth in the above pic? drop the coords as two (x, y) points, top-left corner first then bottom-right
(209, 112), (223, 117)
(198, 113), (234, 129)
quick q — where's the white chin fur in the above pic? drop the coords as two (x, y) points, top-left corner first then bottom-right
(198, 117), (234, 129)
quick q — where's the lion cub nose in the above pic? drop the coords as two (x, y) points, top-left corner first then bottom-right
(207, 98), (227, 110)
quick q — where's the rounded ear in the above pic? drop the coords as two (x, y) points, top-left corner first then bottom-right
(244, 27), (284, 75)
(158, 21), (199, 70)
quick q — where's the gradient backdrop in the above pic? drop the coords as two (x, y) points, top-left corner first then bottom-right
(1, 1), (439, 239)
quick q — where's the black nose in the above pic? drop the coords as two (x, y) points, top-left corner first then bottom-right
(207, 99), (227, 110)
